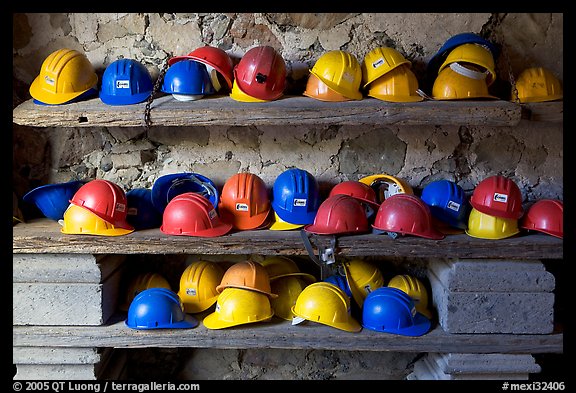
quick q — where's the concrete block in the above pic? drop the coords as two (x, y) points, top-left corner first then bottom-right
(430, 353), (541, 374)
(14, 364), (101, 380)
(428, 259), (555, 292)
(13, 347), (108, 365)
(429, 272), (554, 334)
(13, 265), (123, 325)
(13, 254), (125, 283)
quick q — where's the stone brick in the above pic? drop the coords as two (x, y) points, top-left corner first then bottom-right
(13, 347), (104, 365)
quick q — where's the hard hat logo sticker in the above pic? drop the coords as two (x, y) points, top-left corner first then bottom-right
(293, 198), (307, 207)
(235, 203), (249, 211)
(493, 193), (509, 203)
(116, 80), (130, 89)
(447, 201), (461, 211)
(372, 58), (385, 68)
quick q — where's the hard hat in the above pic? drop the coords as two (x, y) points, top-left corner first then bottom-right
(126, 188), (162, 230)
(358, 173), (414, 204)
(119, 272), (172, 312)
(160, 192), (233, 237)
(512, 67), (563, 103)
(125, 288), (198, 330)
(362, 46), (412, 89)
(323, 273), (352, 298)
(268, 211), (304, 231)
(465, 207), (520, 240)
(258, 256), (317, 283)
(367, 64), (424, 103)
(342, 259), (385, 308)
(362, 287), (431, 337)
(291, 282), (361, 332)
(271, 168), (321, 225)
(218, 172), (271, 231)
(469, 175), (524, 219)
(99, 58), (153, 105)
(59, 204), (134, 236)
(234, 46), (286, 101)
(29, 48), (98, 105)
(420, 179), (469, 230)
(439, 43), (497, 86)
(203, 287), (274, 329)
(310, 50), (363, 100)
(387, 274), (433, 319)
(303, 73), (352, 102)
(169, 46), (234, 90)
(23, 180), (85, 221)
(216, 261), (278, 298)
(69, 179), (133, 230)
(270, 276), (309, 321)
(178, 261), (225, 313)
(432, 63), (497, 100)
(303, 194), (370, 236)
(328, 180), (380, 211)
(372, 194), (445, 240)
(427, 32), (499, 81)
(229, 78), (270, 102)
(161, 59), (215, 101)
(151, 172), (219, 214)
(520, 199), (563, 239)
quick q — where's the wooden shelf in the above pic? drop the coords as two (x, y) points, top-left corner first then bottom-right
(13, 313), (563, 354)
(13, 219), (563, 259)
(12, 95), (536, 128)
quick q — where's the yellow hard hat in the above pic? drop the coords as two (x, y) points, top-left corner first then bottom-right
(387, 274), (433, 319)
(178, 261), (225, 313)
(29, 48), (98, 105)
(342, 259), (385, 308)
(367, 64), (424, 103)
(120, 272), (172, 312)
(229, 79), (269, 103)
(269, 211), (305, 231)
(438, 43), (496, 86)
(270, 276), (309, 320)
(258, 256), (317, 283)
(358, 173), (414, 204)
(512, 67), (563, 103)
(203, 287), (274, 329)
(362, 46), (411, 88)
(59, 204), (134, 236)
(465, 207), (520, 240)
(310, 50), (363, 100)
(433, 63), (498, 100)
(291, 282), (361, 332)
(303, 72), (352, 102)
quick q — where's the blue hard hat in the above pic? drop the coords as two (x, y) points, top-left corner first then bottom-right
(125, 288), (198, 330)
(161, 59), (215, 97)
(99, 58), (153, 105)
(270, 168), (321, 225)
(23, 180), (85, 221)
(323, 274), (352, 298)
(151, 172), (219, 214)
(421, 179), (469, 229)
(126, 188), (163, 230)
(362, 287), (431, 337)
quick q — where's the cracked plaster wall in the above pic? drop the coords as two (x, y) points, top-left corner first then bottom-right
(12, 13), (564, 380)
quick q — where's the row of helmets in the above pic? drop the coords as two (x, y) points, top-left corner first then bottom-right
(22, 171), (563, 241)
(28, 35), (563, 106)
(123, 257), (433, 337)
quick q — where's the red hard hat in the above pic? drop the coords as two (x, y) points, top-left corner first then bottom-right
(69, 179), (133, 230)
(161, 192), (232, 237)
(304, 194), (370, 235)
(328, 181), (380, 209)
(520, 199), (563, 239)
(168, 46), (234, 89)
(470, 175), (524, 219)
(234, 46), (286, 101)
(372, 194), (445, 240)
(218, 173), (271, 230)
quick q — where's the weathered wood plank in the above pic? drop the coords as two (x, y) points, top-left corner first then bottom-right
(13, 219), (563, 259)
(13, 315), (563, 354)
(12, 96), (522, 127)
(521, 102), (564, 122)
